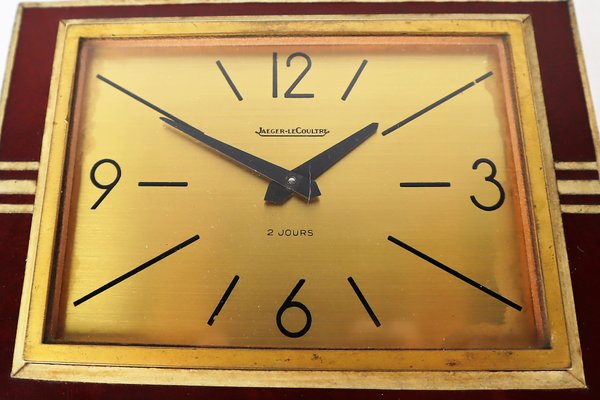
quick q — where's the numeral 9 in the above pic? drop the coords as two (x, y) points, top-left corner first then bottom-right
(90, 159), (121, 209)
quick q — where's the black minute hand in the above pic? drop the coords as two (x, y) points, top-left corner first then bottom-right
(97, 75), (320, 200)
(264, 122), (378, 204)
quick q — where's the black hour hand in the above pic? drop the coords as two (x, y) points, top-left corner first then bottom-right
(264, 122), (378, 204)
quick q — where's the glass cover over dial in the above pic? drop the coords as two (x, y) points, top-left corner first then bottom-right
(48, 35), (546, 350)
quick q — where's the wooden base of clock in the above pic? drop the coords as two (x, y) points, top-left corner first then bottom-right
(0, 1), (598, 398)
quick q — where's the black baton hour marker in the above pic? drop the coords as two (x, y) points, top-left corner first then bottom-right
(348, 277), (381, 327)
(400, 181), (451, 188)
(138, 181), (188, 187)
(216, 60), (243, 101)
(387, 235), (522, 311)
(97, 74), (181, 122)
(208, 275), (240, 326)
(382, 71), (494, 136)
(73, 234), (200, 306)
(341, 59), (368, 101)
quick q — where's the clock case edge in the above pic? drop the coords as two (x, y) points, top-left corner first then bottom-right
(8, 12), (584, 389)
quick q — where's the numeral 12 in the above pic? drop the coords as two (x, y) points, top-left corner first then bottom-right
(272, 52), (315, 99)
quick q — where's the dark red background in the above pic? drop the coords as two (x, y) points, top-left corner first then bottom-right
(0, 2), (598, 399)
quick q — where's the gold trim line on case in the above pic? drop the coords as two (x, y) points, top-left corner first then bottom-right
(0, 161), (40, 171)
(554, 161), (598, 171)
(561, 204), (600, 214)
(0, 179), (37, 195)
(0, 204), (34, 214)
(557, 179), (600, 195)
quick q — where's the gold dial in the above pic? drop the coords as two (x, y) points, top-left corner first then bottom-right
(51, 33), (542, 349)
(16, 16), (579, 387)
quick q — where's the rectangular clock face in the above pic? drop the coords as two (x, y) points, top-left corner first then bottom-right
(45, 34), (547, 350)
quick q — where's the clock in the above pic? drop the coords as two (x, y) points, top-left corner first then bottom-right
(1, 0), (598, 397)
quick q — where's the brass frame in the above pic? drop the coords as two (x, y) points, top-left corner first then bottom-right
(9, 12), (585, 389)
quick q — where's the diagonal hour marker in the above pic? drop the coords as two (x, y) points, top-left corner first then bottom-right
(341, 59), (368, 101)
(387, 235), (522, 311)
(208, 275), (240, 326)
(348, 277), (381, 327)
(97, 74), (182, 122)
(73, 234), (200, 306)
(216, 60), (243, 101)
(382, 71), (494, 136)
